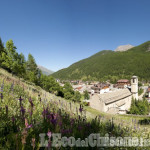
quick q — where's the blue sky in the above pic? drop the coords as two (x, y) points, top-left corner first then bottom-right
(0, 0), (150, 71)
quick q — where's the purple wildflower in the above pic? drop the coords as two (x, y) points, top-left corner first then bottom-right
(47, 131), (52, 138)
(0, 93), (3, 101)
(19, 96), (23, 107)
(50, 114), (57, 125)
(25, 118), (32, 128)
(27, 124), (32, 129)
(29, 97), (34, 108)
(42, 108), (48, 119)
(20, 106), (26, 117)
(79, 106), (83, 113)
(5, 105), (8, 116)
(70, 118), (74, 126)
(0, 81), (4, 92)
(12, 116), (15, 123)
(19, 96), (23, 102)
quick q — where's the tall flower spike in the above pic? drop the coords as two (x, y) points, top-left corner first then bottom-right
(31, 138), (35, 149)
(5, 105), (8, 116)
(21, 106), (26, 117)
(0, 93), (3, 101)
(19, 96), (23, 107)
(0, 80), (4, 92)
(79, 105), (83, 113)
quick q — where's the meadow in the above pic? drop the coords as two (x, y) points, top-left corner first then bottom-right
(0, 68), (150, 150)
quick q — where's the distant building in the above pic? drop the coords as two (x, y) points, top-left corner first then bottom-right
(90, 76), (138, 114)
(91, 83), (110, 94)
(56, 79), (60, 83)
(114, 79), (130, 89)
(73, 84), (92, 94)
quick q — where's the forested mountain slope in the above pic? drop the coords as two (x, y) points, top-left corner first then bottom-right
(52, 41), (150, 82)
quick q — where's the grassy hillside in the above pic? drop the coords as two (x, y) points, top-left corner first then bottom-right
(52, 41), (150, 82)
(1, 67), (150, 149)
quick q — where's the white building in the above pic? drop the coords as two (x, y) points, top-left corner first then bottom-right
(100, 87), (110, 94)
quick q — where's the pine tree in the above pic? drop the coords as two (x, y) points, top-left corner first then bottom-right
(1, 40), (17, 72)
(0, 38), (5, 66)
(26, 54), (38, 83)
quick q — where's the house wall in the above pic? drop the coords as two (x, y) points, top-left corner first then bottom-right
(105, 95), (132, 113)
(124, 95), (132, 110)
(100, 88), (109, 94)
(90, 94), (105, 111)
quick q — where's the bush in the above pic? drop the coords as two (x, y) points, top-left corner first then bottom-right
(128, 98), (150, 115)
(138, 88), (144, 96)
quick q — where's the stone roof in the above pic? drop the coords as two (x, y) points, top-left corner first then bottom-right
(116, 100), (125, 107)
(99, 89), (132, 105)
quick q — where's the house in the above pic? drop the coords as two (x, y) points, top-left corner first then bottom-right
(115, 79), (130, 89)
(90, 76), (138, 114)
(91, 83), (110, 94)
(73, 84), (92, 94)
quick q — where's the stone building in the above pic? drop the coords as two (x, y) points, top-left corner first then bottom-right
(90, 76), (138, 114)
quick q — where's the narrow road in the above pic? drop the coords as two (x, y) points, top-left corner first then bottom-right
(138, 86), (148, 100)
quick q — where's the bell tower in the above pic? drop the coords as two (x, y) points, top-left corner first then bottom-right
(131, 76), (138, 100)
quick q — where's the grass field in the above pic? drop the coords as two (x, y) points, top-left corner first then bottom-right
(0, 68), (150, 149)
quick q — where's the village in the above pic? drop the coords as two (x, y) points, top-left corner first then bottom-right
(57, 76), (150, 114)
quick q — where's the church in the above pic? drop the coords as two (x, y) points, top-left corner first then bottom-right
(90, 76), (138, 114)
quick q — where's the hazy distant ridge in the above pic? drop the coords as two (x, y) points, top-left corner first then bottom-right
(38, 65), (54, 75)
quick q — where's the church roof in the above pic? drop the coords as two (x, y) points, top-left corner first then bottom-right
(99, 89), (132, 105)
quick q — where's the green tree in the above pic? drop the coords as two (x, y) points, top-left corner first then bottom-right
(74, 91), (81, 102)
(0, 38), (5, 65)
(84, 90), (90, 100)
(26, 54), (38, 83)
(40, 75), (60, 93)
(63, 82), (74, 94)
(129, 98), (149, 115)
(1, 40), (18, 72)
(64, 92), (73, 100)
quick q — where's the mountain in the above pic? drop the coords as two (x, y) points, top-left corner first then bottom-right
(114, 44), (134, 52)
(38, 65), (54, 75)
(52, 41), (150, 82)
